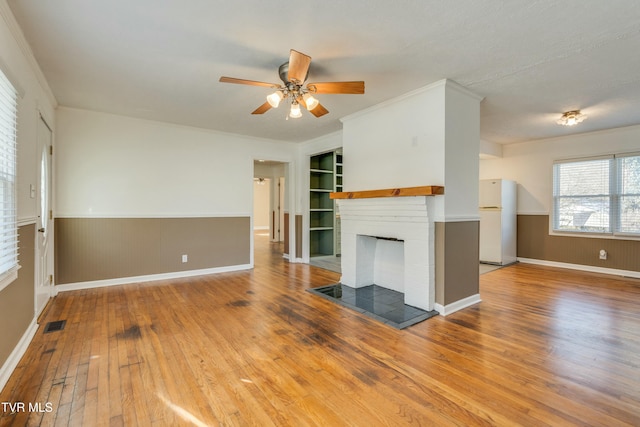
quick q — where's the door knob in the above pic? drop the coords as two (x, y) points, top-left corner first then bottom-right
(38, 228), (45, 233)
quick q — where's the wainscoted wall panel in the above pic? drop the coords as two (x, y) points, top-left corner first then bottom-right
(0, 224), (35, 369)
(55, 217), (250, 284)
(283, 213), (289, 256)
(295, 214), (303, 259)
(518, 215), (640, 272)
(435, 221), (480, 305)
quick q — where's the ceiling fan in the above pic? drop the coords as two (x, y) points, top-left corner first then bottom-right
(219, 49), (365, 119)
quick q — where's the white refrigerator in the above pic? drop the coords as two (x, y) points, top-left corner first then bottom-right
(479, 179), (517, 265)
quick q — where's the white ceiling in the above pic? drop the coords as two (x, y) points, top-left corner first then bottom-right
(8, 0), (640, 144)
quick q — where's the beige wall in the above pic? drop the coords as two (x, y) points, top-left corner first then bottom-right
(518, 215), (640, 272)
(55, 217), (250, 284)
(0, 225), (35, 369)
(435, 221), (480, 306)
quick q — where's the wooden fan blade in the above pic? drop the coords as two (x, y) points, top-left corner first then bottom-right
(251, 101), (272, 115)
(297, 95), (329, 117)
(307, 81), (365, 94)
(287, 50), (311, 83)
(308, 103), (329, 118)
(219, 77), (280, 88)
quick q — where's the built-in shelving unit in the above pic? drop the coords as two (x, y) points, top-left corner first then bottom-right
(309, 150), (342, 257)
(334, 152), (342, 256)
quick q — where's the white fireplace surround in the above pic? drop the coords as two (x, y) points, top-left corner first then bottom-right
(338, 196), (435, 311)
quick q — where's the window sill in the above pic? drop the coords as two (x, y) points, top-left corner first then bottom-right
(0, 265), (20, 293)
(549, 229), (640, 241)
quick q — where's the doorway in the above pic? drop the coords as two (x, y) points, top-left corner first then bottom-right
(35, 114), (53, 316)
(253, 160), (287, 264)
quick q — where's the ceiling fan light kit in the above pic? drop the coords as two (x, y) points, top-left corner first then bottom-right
(220, 49), (364, 119)
(557, 110), (587, 126)
(289, 101), (302, 118)
(302, 93), (319, 110)
(266, 91), (284, 108)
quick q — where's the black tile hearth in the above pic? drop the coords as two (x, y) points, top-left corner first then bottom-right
(308, 284), (438, 329)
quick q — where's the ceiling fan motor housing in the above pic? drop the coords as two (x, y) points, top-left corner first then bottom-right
(279, 62), (309, 85)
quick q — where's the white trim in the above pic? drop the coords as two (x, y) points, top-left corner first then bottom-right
(0, 2), (57, 107)
(55, 264), (253, 293)
(442, 215), (481, 222)
(341, 80), (447, 122)
(54, 213), (252, 219)
(0, 318), (38, 393)
(57, 106), (285, 145)
(517, 211), (550, 216)
(0, 265), (20, 293)
(548, 229), (640, 242)
(517, 257), (640, 279)
(341, 79), (482, 123)
(434, 293), (482, 316)
(17, 217), (37, 226)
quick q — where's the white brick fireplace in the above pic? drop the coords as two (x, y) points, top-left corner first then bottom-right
(336, 190), (438, 311)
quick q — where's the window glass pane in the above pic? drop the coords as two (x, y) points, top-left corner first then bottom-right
(555, 159), (610, 196)
(553, 158), (612, 233)
(618, 155), (640, 233)
(0, 68), (17, 277)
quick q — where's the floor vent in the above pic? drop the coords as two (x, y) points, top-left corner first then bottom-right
(44, 320), (66, 334)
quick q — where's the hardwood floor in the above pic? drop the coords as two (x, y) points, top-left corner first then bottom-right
(2, 234), (640, 426)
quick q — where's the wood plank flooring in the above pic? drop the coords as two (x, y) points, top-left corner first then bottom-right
(1, 234), (640, 426)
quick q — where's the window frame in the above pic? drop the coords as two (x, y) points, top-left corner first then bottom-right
(0, 68), (19, 293)
(552, 152), (640, 240)
(615, 152), (640, 237)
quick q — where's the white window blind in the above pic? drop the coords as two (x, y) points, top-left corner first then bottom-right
(553, 153), (640, 236)
(0, 69), (18, 279)
(617, 153), (640, 234)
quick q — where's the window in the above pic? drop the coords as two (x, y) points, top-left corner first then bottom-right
(618, 154), (640, 234)
(553, 153), (640, 236)
(0, 68), (18, 290)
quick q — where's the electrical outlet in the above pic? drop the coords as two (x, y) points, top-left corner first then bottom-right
(599, 249), (607, 260)
(182, 254), (188, 263)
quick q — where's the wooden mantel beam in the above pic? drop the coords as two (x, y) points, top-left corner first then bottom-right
(330, 186), (444, 200)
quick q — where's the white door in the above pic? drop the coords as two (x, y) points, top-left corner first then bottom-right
(35, 115), (53, 316)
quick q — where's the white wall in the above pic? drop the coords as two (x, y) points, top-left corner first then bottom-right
(341, 83), (446, 192)
(0, 1), (56, 222)
(480, 125), (640, 215)
(55, 107), (297, 218)
(341, 79), (481, 221)
(444, 83), (481, 219)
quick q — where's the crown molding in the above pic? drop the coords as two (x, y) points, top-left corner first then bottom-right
(0, 1), (57, 108)
(341, 78), (482, 123)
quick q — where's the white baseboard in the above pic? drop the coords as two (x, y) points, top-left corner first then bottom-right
(434, 293), (482, 316)
(0, 318), (38, 393)
(56, 264), (253, 293)
(517, 258), (640, 279)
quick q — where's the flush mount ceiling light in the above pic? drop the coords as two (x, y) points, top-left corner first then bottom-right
(556, 110), (587, 126)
